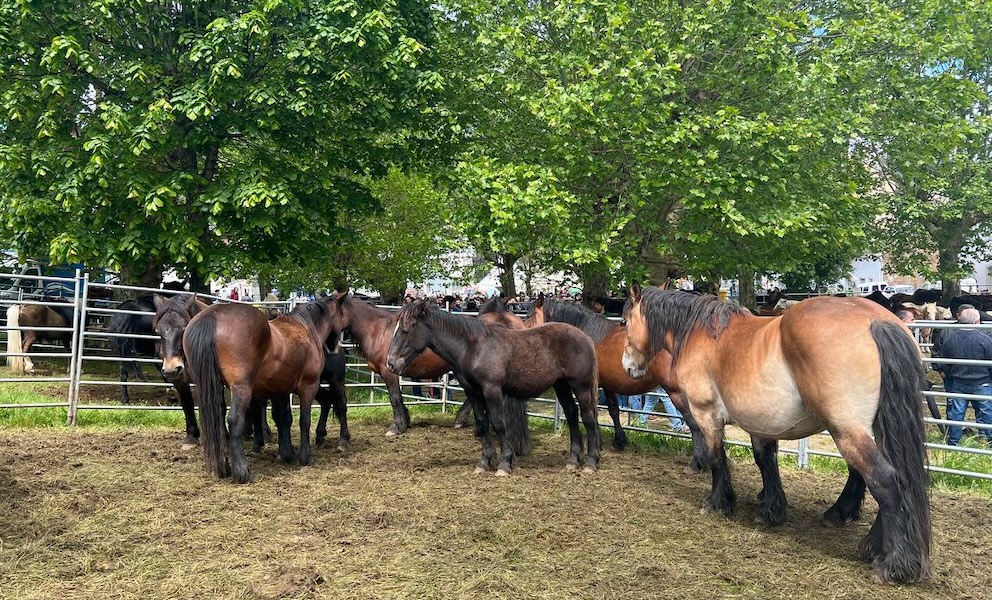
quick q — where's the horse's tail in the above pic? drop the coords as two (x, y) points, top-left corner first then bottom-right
(185, 313), (228, 479)
(502, 395), (532, 457)
(870, 319), (931, 582)
(5, 305), (25, 373)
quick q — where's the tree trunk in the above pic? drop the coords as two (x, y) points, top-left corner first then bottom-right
(581, 262), (610, 308)
(135, 261), (163, 289)
(257, 273), (273, 299)
(188, 270), (209, 294)
(738, 271), (756, 311)
(495, 252), (518, 297)
(379, 287), (405, 305)
(937, 235), (965, 303)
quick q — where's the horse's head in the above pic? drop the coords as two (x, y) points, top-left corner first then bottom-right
(386, 299), (431, 374)
(152, 293), (203, 381)
(524, 292), (546, 327)
(621, 282), (650, 379)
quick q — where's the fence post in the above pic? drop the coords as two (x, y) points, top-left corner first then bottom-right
(797, 436), (810, 469)
(441, 372), (450, 414)
(66, 271), (89, 426)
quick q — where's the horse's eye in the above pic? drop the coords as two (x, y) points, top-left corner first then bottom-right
(620, 319), (627, 327)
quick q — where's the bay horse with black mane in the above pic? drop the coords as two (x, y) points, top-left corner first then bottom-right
(184, 296), (344, 483)
(621, 283), (931, 584)
(154, 293), (350, 453)
(526, 295), (705, 468)
(5, 300), (76, 373)
(386, 300), (601, 475)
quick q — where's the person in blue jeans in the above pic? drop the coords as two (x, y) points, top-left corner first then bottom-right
(934, 306), (992, 446)
(629, 388), (687, 431)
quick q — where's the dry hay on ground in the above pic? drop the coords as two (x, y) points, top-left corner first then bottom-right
(0, 416), (990, 600)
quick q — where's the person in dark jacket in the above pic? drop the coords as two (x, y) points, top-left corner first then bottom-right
(934, 306), (992, 446)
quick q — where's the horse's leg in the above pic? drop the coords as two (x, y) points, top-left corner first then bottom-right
(249, 398), (266, 454)
(297, 384), (319, 466)
(670, 391), (706, 474)
(453, 399), (474, 428)
(577, 383), (603, 473)
(750, 435), (787, 526)
(490, 393), (516, 476)
(119, 362), (131, 404)
(331, 378), (350, 452)
(697, 408), (736, 515)
(380, 371), (411, 436)
(269, 394), (295, 463)
(175, 380), (199, 450)
(822, 466), (866, 528)
(604, 390), (628, 451)
(21, 332), (37, 373)
(226, 384), (253, 484)
(470, 393), (495, 473)
(553, 381), (584, 471)
(315, 385), (331, 447)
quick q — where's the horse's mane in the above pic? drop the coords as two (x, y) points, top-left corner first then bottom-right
(631, 288), (749, 361)
(541, 299), (616, 343)
(478, 296), (509, 315)
(401, 302), (490, 341)
(289, 299), (330, 328)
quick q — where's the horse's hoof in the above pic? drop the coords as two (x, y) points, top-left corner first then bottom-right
(495, 468), (511, 477)
(315, 438), (327, 447)
(337, 443), (349, 453)
(474, 466), (487, 475)
(453, 422), (465, 429)
(564, 463), (578, 472)
(582, 466), (596, 474)
(683, 463), (702, 475)
(299, 457), (314, 467)
(180, 442), (198, 451)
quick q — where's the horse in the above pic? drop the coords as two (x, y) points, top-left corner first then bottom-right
(153, 293), (350, 453)
(386, 299), (602, 476)
(524, 295), (705, 466)
(621, 284), (931, 584)
(4, 300), (75, 374)
(332, 294), (530, 453)
(477, 296), (526, 330)
(184, 296), (344, 483)
(108, 293), (159, 404)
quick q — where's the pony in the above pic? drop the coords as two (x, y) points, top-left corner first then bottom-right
(332, 294), (530, 454)
(108, 293), (159, 404)
(4, 300), (75, 374)
(525, 295), (704, 466)
(184, 296), (344, 483)
(621, 284), (931, 584)
(386, 300), (602, 476)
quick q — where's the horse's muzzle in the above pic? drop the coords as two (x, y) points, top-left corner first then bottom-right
(161, 362), (184, 382)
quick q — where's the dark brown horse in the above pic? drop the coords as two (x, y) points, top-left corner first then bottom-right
(4, 300), (75, 373)
(526, 296), (704, 466)
(386, 300), (601, 475)
(622, 284), (931, 583)
(151, 293), (209, 449)
(184, 296), (344, 483)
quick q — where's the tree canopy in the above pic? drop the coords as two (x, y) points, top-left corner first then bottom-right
(0, 0), (440, 288)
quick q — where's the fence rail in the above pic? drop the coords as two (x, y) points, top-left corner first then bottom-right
(2, 272), (990, 480)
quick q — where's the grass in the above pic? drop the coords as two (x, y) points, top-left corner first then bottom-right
(2, 370), (990, 497)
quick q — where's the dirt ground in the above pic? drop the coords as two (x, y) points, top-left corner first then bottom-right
(1, 414), (990, 600)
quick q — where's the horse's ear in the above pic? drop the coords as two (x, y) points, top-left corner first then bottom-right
(152, 294), (168, 310)
(334, 290), (347, 306)
(186, 294), (204, 314)
(413, 299), (430, 318)
(629, 282), (642, 303)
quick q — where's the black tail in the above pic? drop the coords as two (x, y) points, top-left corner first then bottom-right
(870, 320), (931, 582)
(502, 395), (532, 456)
(184, 313), (228, 479)
(109, 300), (146, 378)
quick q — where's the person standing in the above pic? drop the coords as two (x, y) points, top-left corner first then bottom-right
(934, 306), (992, 447)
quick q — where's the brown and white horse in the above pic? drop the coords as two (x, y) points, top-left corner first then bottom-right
(621, 283), (931, 584)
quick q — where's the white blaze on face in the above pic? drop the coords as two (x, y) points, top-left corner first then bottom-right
(622, 343), (647, 379)
(391, 320), (401, 344)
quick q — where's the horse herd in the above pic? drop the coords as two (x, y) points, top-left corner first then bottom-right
(3, 287), (934, 584)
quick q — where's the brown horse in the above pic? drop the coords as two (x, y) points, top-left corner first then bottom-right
(184, 296), (344, 483)
(621, 284), (931, 584)
(4, 301), (75, 373)
(386, 300), (601, 475)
